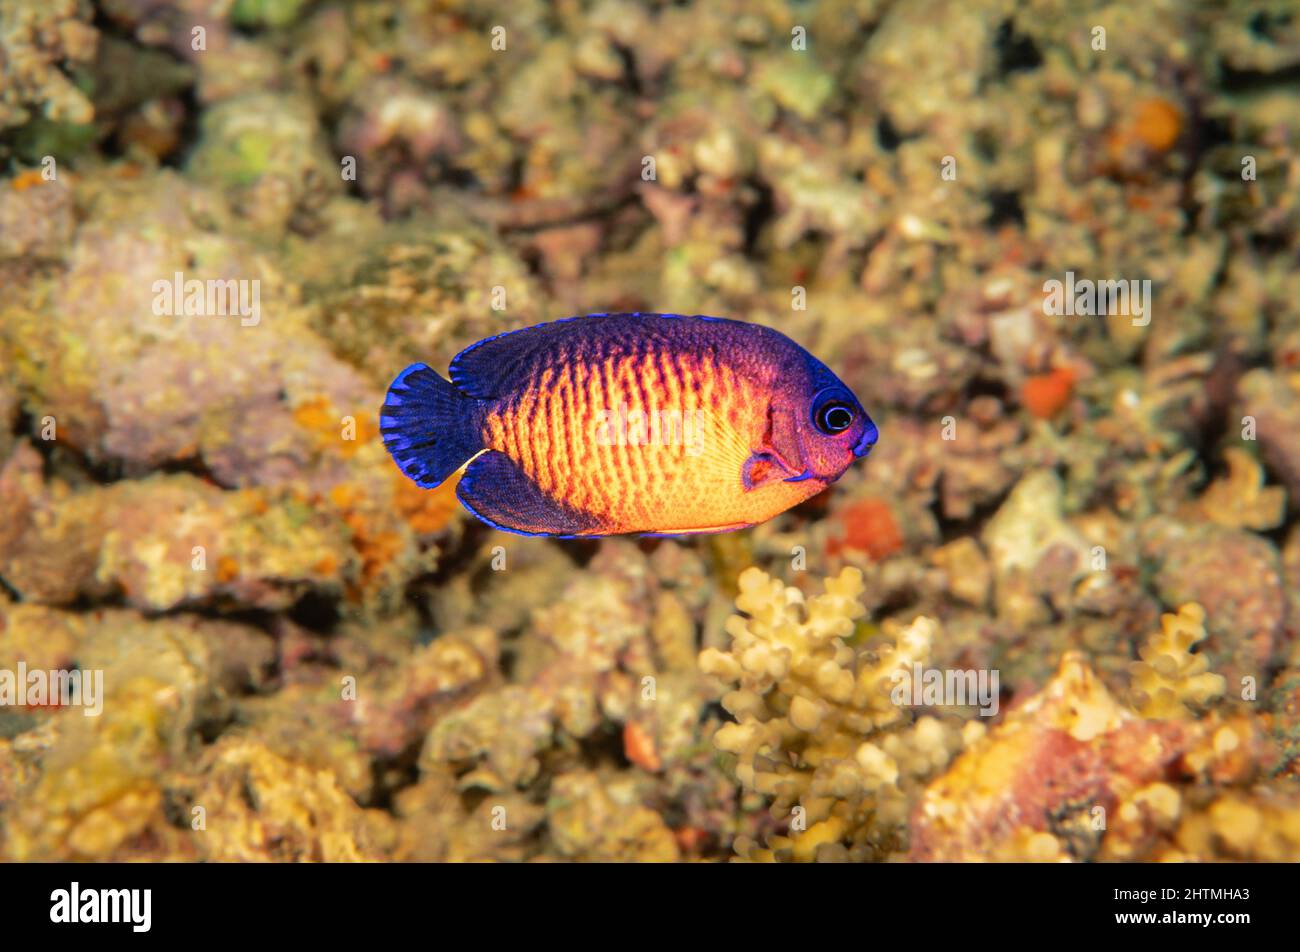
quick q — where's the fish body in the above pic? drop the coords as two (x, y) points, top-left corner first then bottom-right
(381, 313), (877, 536)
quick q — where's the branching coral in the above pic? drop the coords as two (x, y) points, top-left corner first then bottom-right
(700, 567), (963, 862)
(1129, 603), (1226, 720)
(1197, 448), (1286, 531)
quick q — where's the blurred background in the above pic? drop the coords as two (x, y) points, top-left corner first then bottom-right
(1, 0), (1298, 862)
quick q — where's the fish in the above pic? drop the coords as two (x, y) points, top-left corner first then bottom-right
(380, 312), (877, 537)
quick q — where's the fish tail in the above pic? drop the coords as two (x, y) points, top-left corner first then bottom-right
(380, 363), (482, 487)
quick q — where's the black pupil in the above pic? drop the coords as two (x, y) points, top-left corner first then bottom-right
(820, 403), (854, 433)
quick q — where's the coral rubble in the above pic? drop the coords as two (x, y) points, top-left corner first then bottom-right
(1, 0), (1297, 863)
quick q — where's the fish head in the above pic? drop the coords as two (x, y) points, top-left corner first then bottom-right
(773, 362), (877, 485)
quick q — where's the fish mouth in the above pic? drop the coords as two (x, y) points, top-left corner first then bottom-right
(851, 423), (878, 458)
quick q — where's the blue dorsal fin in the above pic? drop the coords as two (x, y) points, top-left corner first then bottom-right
(448, 312), (706, 399)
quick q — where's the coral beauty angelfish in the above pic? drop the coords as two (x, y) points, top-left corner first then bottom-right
(380, 312), (877, 537)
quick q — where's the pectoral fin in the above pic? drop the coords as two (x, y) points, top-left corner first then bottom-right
(742, 450), (801, 490)
(741, 403), (806, 491)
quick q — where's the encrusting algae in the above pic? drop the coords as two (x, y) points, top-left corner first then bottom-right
(908, 651), (1190, 862)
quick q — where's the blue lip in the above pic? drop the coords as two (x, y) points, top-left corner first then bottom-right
(852, 422), (879, 458)
(784, 468), (816, 482)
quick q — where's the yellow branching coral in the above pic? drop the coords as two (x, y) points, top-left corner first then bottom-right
(1197, 447), (1286, 530)
(699, 566), (962, 862)
(1129, 603), (1225, 719)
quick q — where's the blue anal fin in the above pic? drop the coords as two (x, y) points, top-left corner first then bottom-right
(456, 451), (602, 537)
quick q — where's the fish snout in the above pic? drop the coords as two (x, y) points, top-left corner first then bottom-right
(851, 418), (879, 458)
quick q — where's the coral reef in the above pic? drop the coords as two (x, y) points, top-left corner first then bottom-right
(0, 1), (98, 137)
(1, 0), (1298, 862)
(909, 652), (1191, 862)
(700, 567), (965, 861)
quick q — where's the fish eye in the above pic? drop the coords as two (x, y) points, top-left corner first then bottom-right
(815, 400), (856, 435)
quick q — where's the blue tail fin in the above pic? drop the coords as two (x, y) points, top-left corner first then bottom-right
(380, 363), (481, 488)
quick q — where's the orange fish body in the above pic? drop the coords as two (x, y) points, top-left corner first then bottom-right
(381, 313), (877, 536)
